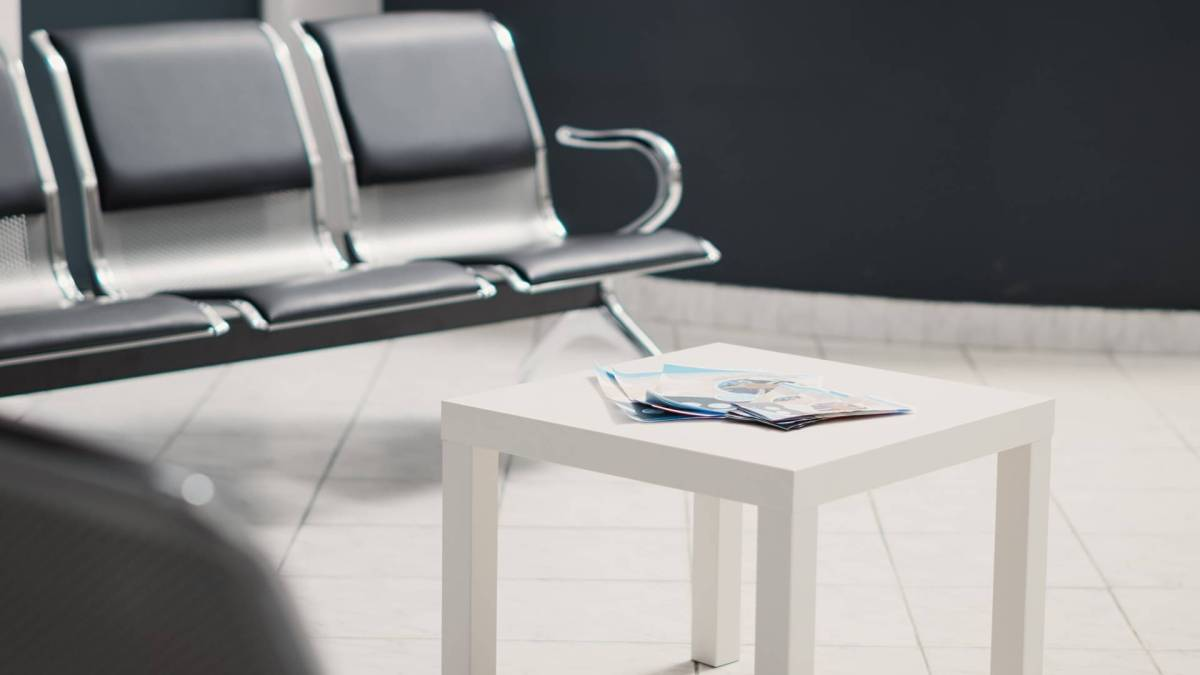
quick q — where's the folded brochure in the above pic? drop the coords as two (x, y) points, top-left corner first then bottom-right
(595, 363), (911, 430)
(593, 366), (702, 422)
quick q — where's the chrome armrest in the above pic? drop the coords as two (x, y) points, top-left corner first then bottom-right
(555, 126), (682, 234)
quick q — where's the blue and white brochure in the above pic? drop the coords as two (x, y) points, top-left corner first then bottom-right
(593, 362), (911, 431)
(647, 363), (820, 416)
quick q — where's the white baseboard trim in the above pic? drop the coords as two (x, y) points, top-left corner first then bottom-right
(612, 276), (1200, 354)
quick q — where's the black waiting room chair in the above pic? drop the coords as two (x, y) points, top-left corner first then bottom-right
(0, 46), (227, 367)
(297, 12), (720, 352)
(0, 419), (319, 675)
(30, 21), (493, 333)
(0, 16), (719, 395)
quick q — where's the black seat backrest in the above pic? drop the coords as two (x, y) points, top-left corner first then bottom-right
(0, 419), (320, 675)
(33, 21), (347, 299)
(304, 11), (537, 186)
(49, 20), (311, 212)
(0, 60), (44, 218)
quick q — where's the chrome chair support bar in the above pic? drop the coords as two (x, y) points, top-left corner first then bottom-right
(555, 126), (682, 235)
(600, 284), (661, 356)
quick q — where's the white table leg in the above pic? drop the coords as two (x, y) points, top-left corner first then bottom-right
(991, 440), (1052, 675)
(442, 441), (500, 675)
(755, 502), (819, 675)
(692, 494), (743, 666)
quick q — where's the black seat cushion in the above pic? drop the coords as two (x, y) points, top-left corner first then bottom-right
(304, 12), (535, 185)
(49, 21), (311, 211)
(0, 58), (44, 217)
(454, 229), (714, 286)
(0, 295), (217, 362)
(183, 261), (483, 325)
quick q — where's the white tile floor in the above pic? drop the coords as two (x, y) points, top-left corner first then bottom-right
(3, 312), (1199, 674)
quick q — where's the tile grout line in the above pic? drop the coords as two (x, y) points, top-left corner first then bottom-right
(681, 319), (705, 675)
(684, 491), (698, 675)
(822, 333), (940, 671)
(276, 572), (1121, 590)
(499, 453), (514, 502)
(960, 344), (1165, 673)
(292, 522), (693, 531)
(811, 333), (827, 361)
(1050, 493), (1165, 674)
(867, 493), (935, 675)
(152, 365), (233, 463)
(276, 342), (398, 573)
(498, 320), (543, 505)
(313, 635), (1190, 652)
(1107, 351), (1200, 460)
(819, 336), (938, 673)
(957, 345), (984, 385)
(1104, 349), (1189, 673)
(377, 523), (694, 532)
(313, 635), (965, 648)
(941, 344), (989, 674)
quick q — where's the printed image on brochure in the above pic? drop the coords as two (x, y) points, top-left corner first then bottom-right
(735, 383), (911, 423)
(648, 363), (821, 416)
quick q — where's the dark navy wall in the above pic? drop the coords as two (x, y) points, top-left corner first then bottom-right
(392, 0), (1200, 310)
(21, 0), (259, 290)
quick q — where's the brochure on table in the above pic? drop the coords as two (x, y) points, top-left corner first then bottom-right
(594, 363), (911, 431)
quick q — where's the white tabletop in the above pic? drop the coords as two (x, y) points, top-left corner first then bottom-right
(443, 343), (1054, 508)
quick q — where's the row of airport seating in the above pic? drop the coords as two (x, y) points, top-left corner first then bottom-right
(0, 12), (719, 395)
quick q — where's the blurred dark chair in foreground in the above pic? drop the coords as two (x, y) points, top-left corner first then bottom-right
(0, 420), (319, 675)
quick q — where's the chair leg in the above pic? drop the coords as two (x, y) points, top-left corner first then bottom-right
(517, 285), (660, 382)
(599, 286), (661, 356)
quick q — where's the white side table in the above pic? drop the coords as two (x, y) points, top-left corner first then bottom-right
(441, 343), (1054, 674)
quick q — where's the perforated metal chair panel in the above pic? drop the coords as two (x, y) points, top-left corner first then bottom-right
(355, 169), (558, 264)
(0, 212), (70, 312)
(94, 189), (337, 298)
(0, 421), (319, 675)
(0, 52), (74, 314)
